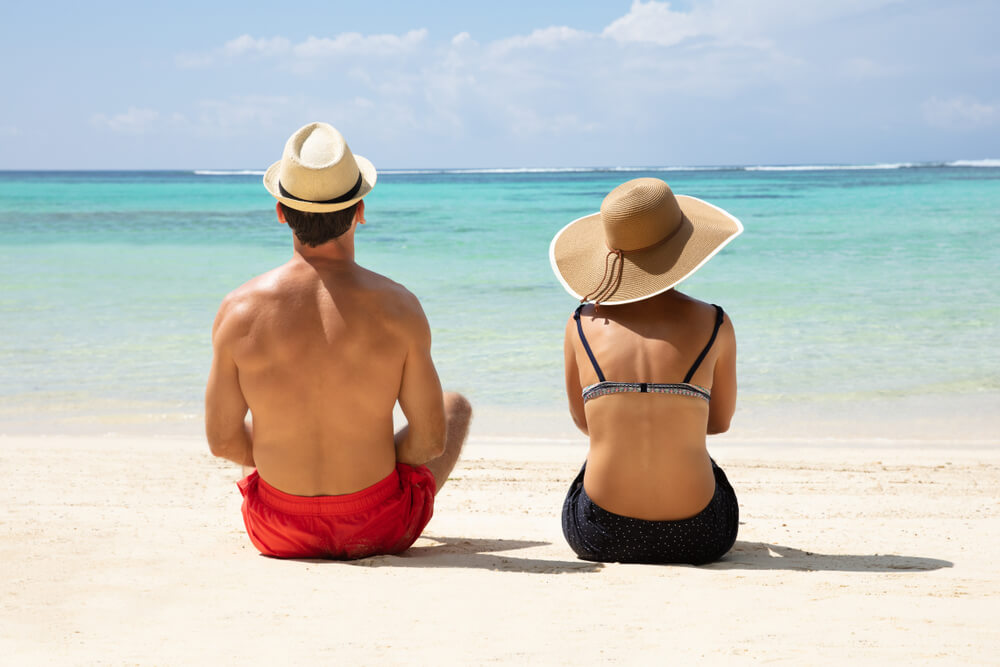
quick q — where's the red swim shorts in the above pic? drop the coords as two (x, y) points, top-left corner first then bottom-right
(237, 463), (436, 559)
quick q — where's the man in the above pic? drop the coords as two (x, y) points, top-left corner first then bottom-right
(205, 122), (471, 559)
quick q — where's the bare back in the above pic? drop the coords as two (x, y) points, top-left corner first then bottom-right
(208, 253), (441, 496)
(564, 290), (737, 520)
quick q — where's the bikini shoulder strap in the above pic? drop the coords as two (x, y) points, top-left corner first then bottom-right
(683, 304), (725, 383)
(573, 305), (606, 383)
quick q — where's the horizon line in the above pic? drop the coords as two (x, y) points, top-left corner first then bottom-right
(2, 159), (999, 174)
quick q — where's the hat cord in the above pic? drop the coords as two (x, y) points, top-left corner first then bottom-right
(581, 249), (624, 308)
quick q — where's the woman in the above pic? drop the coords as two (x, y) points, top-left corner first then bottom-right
(549, 177), (742, 565)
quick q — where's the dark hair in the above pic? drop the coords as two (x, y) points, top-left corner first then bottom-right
(280, 202), (359, 246)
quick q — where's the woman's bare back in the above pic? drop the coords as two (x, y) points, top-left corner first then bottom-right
(564, 290), (737, 520)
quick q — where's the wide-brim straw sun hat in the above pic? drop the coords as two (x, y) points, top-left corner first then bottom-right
(549, 177), (743, 305)
(264, 122), (377, 213)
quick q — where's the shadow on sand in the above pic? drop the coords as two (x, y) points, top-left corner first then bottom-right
(709, 541), (953, 572)
(347, 535), (604, 574)
(284, 538), (949, 574)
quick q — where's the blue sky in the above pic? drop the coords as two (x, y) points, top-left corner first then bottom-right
(1, 0), (997, 169)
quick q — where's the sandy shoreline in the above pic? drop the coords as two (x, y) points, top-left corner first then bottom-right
(2, 432), (998, 664)
(4, 391), (998, 443)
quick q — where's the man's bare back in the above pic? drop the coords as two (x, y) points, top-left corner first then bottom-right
(206, 122), (469, 539)
(208, 242), (439, 494)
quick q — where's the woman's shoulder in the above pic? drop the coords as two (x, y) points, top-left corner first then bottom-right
(668, 290), (730, 317)
(654, 292), (735, 346)
(566, 291), (734, 333)
(664, 289), (711, 307)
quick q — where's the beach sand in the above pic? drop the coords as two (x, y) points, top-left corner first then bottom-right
(2, 424), (999, 664)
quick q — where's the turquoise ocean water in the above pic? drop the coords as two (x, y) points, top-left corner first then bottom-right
(1, 163), (998, 434)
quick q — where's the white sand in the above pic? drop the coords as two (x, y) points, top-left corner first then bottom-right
(2, 431), (999, 664)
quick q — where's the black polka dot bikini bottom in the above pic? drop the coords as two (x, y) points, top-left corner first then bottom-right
(561, 460), (739, 565)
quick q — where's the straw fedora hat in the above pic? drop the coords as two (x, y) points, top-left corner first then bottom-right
(549, 178), (742, 305)
(263, 122), (376, 213)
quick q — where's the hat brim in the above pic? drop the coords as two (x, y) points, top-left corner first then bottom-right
(549, 195), (743, 305)
(263, 154), (377, 213)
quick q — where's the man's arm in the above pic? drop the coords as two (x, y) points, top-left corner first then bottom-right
(205, 298), (255, 467)
(395, 299), (446, 465)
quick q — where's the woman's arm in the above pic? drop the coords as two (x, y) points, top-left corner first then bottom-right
(707, 312), (737, 435)
(564, 316), (589, 435)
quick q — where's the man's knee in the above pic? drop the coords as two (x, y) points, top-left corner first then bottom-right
(443, 392), (472, 424)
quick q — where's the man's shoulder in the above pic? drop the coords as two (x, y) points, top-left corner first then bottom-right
(213, 268), (285, 334)
(224, 267), (280, 304)
(353, 265), (426, 321)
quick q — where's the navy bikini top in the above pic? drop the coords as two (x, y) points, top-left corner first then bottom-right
(574, 304), (725, 403)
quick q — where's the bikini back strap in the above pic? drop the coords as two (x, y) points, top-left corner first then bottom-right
(683, 304), (724, 383)
(573, 305), (606, 383)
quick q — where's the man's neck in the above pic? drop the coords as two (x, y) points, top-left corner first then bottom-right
(292, 234), (355, 263)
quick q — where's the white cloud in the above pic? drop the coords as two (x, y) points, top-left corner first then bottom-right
(451, 32), (475, 47)
(91, 107), (162, 134)
(165, 5), (842, 145)
(603, 1), (701, 46)
(223, 35), (290, 57)
(177, 30), (425, 69)
(292, 29), (427, 59)
(156, 1), (995, 166)
(922, 97), (1000, 129)
(602, 0), (905, 48)
(490, 26), (590, 54)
